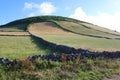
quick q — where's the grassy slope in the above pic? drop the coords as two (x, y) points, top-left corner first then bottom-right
(29, 22), (120, 51)
(37, 34), (120, 51)
(57, 21), (120, 39)
(0, 36), (59, 59)
(29, 22), (75, 35)
(80, 22), (120, 35)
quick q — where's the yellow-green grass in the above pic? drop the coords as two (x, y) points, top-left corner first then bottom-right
(80, 22), (120, 35)
(57, 21), (120, 39)
(29, 22), (120, 51)
(0, 36), (59, 59)
(36, 34), (120, 51)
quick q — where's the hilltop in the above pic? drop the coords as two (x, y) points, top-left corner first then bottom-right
(1, 16), (120, 38)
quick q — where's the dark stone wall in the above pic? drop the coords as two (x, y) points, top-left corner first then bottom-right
(30, 33), (120, 58)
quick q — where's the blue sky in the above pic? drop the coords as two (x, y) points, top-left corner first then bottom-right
(0, 0), (120, 31)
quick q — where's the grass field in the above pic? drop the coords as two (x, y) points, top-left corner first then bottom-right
(36, 34), (120, 51)
(29, 22), (120, 51)
(57, 21), (120, 39)
(0, 36), (59, 59)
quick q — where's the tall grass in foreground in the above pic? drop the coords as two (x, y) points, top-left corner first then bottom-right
(0, 57), (120, 80)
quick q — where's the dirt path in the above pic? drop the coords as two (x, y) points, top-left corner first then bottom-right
(0, 31), (30, 36)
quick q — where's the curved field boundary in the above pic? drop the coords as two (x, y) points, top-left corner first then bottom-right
(28, 29), (120, 58)
(29, 22), (75, 35)
(53, 21), (120, 40)
(80, 23), (120, 36)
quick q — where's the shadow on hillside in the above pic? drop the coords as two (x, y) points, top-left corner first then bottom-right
(30, 36), (61, 54)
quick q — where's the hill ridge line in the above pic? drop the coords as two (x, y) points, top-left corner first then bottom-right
(80, 23), (120, 37)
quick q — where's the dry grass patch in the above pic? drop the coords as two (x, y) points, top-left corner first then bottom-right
(29, 22), (75, 35)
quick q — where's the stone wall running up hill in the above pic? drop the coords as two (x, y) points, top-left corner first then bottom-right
(29, 32), (120, 58)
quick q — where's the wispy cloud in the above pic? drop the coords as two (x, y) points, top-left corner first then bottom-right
(23, 2), (56, 15)
(70, 7), (120, 32)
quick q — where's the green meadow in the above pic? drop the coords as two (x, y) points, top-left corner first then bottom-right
(0, 36), (59, 59)
(35, 34), (120, 51)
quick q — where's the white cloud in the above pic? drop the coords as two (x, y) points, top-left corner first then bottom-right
(70, 7), (120, 32)
(23, 2), (56, 15)
(23, 2), (36, 10)
(40, 2), (56, 15)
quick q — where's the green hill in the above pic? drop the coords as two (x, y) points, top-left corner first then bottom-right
(0, 16), (120, 80)
(0, 16), (120, 51)
(1, 16), (120, 38)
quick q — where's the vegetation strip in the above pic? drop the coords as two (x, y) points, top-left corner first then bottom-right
(0, 53), (120, 80)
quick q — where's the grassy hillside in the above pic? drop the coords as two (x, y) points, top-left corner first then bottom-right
(1, 16), (120, 34)
(0, 36), (59, 59)
(0, 16), (82, 29)
(1, 16), (120, 38)
(36, 34), (120, 51)
(55, 21), (120, 39)
(29, 22), (120, 51)
(0, 16), (120, 51)
(29, 22), (75, 35)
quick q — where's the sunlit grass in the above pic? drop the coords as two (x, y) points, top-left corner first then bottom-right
(36, 34), (120, 51)
(0, 36), (59, 59)
(29, 22), (120, 51)
(57, 21), (120, 39)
